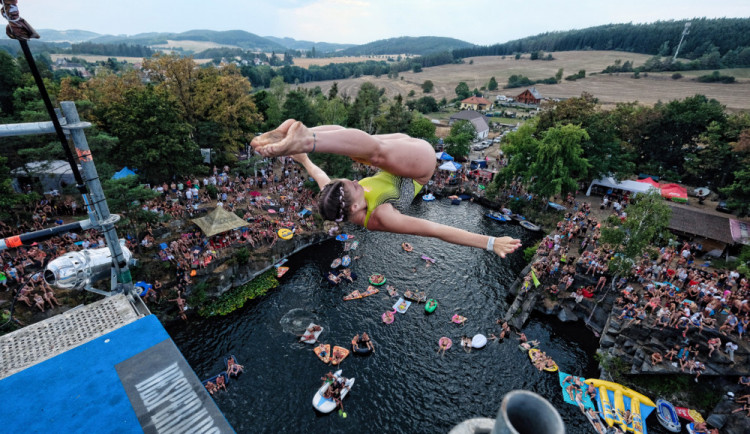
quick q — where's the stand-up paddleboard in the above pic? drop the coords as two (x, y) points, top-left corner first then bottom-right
(330, 258), (342, 268)
(343, 286), (379, 301)
(341, 255), (351, 267)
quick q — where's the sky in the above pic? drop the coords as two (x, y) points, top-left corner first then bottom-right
(15, 0), (750, 46)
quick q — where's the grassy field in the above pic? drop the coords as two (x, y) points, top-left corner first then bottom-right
(297, 51), (750, 111)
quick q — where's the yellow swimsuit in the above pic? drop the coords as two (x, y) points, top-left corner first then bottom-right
(358, 171), (423, 229)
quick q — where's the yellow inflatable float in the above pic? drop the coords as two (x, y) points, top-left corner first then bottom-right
(277, 228), (293, 240)
(584, 378), (655, 434)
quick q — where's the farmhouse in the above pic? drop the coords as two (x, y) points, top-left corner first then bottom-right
(515, 87), (543, 105)
(460, 96), (491, 111)
(449, 110), (489, 139)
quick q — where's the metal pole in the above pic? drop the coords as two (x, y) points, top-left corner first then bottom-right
(60, 101), (133, 293)
(0, 120), (59, 137)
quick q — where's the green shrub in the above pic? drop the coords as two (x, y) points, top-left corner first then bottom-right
(197, 270), (279, 317)
(671, 72), (683, 79)
(524, 243), (539, 262)
(205, 184), (218, 199)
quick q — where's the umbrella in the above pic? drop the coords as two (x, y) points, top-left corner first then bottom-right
(435, 151), (454, 161)
(695, 187), (710, 197)
(438, 161), (462, 171)
(250, 191), (262, 197)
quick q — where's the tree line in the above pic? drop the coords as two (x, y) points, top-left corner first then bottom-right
(495, 93), (750, 215)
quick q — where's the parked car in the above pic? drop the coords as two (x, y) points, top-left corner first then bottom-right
(716, 201), (732, 213)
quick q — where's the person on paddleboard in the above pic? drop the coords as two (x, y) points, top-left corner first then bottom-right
(252, 120), (522, 258)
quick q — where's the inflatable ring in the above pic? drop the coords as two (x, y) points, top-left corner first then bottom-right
(438, 337), (452, 350)
(382, 310), (395, 324)
(402, 242), (413, 252)
(451, 314), (466, 324)
(425, 299), (437, 313)
(369, 274), (386, 286)
(277, 228), (293, 240)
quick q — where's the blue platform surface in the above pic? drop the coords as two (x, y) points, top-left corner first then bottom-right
(0, 315), (232, 433)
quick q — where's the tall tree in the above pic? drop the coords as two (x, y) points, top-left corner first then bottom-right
(283, 90), (319, 127)
(495, 120), (540, 186)
(527, 124), (591, 200)
(407, 116), (437, 143)
(488, 76), (498, 91)
(600, 190), (672, 276)
(376, 94), (411, 134)
(0, 50), (21, 117)
(444, 120), (474, 158)
(98, 85), (202, 183)
(455, 82), (470, 99)
(347, 82), (381, 133)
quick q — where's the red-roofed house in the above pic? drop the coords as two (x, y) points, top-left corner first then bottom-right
(515, 87), (543, 105)
(460, 96), (491, 110)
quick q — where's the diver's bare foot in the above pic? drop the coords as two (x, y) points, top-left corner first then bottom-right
(251, 119), (296, 149)
(256, 121), (314, 157)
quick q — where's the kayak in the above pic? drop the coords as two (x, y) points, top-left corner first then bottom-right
(341, 255), (351, 267)
(425, 299), (438, 313)
(403, 290), (427, 303)
(656, 399), (681, 433)
(314, 344), (331, 363)
(330, 258), (342, 268)
(312, 370), (355, 414)
(330, 346), (350, 365)
(343, 285), (380, 301)
(471, 334), (488, 349)
(519, 220), (541, 231)
(529, 348), (558, 372)
(485, 212), (511, 223)
(369, 273), (386, 286)
(351, 335), (373, 355)
(300, 323), (323, 344)
(393, 297), (412, 313)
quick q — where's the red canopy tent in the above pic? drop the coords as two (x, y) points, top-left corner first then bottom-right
(637, 177), (660, 188)
(660, 183), (688, 203)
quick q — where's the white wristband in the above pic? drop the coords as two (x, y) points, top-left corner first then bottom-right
(486, 236), (496, 252)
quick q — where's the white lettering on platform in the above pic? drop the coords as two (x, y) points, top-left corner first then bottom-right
(135, 363), (220, 434)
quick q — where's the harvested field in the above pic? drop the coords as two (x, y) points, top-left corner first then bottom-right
(292, 55), (399, 68)
(152, 40), (234, 53)
(297, 51), (750, 111)
(50, 54), (213, 65)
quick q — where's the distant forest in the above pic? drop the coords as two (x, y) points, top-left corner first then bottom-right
(454, 18), (750, 65)
(70, 42), (154, 57)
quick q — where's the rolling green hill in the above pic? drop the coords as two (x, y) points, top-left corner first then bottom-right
(339, 36), (475, 56)
(262, 36), (354, 53)
(37, 29), (101, 43)
(89, 30), (287, 52)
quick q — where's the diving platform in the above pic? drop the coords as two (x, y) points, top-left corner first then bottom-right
(0, 294), (233, 433)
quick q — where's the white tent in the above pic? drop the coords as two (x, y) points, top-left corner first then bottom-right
(585, 177), (657, 197)
(438, 161), (462, 171)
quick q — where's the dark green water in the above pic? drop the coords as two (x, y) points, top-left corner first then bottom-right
(167, 199), (604, 433)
